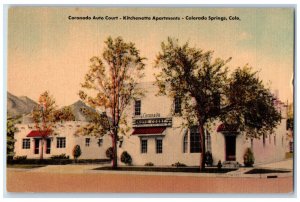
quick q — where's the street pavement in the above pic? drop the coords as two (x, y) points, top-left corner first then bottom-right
(6, 158), (294, 193)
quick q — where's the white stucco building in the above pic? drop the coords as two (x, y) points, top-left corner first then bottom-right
(14, 121), (112, 160)
(13, 82), (289, 167)
(117, 82), (289, 166)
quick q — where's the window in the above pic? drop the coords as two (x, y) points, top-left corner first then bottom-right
(141, 139), (147, 153)
(190, 126), (201, 153)
(174, 96), (181, 114)
(269, 134), (271, 144)
(85, 138), (90, 147)
(98, 138), (103, 147)
(183, 132), (188, 153)
(206, 131), (212, 152)
(262, 134), (266, 147)
(274, 135), (276, 145)
(156, 139), (163, 154)
(46, 139), (51, 154)
(57, 137), (66, 148)
(135, 100), (141, 116)
(250, 138), (254, 150)
(22, 139), (30, 149)
(34, 139), (39, 154)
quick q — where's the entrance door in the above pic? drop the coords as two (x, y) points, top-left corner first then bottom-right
(225, 135), (236, 161)
(34, 139), (40, 154)
(46, 139), (51, 154)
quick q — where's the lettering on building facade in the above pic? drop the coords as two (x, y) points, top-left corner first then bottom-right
(132, 113), (172, 127)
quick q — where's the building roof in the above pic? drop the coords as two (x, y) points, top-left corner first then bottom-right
(132, 127), (166, 135)
(27, 130), (52, 137)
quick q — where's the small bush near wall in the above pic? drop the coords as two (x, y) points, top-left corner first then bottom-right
(50, 153), (70, 159)
(204, 151), (213, 166)
(13, 156), (27, 160)
(144, 162), (154, 166)
(72, 145), (82, 162)
(120, 151), (132, 165)
(105, 147), (114, 160)
(8, 159), (72, 165)
(10, 156), (27, 163)
(243, 148), (255, 167)
(75, 159), (111, 164)
(171, 162), (187, 167)
(7, 158), (111, 165)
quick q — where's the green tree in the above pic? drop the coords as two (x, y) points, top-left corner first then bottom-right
(286, 103), (293, 130)
(7, 117), (19, 161)
(53, 106), (75, 122)
(155, 38), (281, 170)
(32, 91), (74, 160)
(72, 145), (82, 162)
(79, 36), (145, 169)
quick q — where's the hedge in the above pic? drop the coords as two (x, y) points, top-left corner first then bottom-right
(7, 158), (111, 165)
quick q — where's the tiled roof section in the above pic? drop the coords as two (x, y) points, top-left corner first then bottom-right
(27, 130), (52, 137)
(132, 127), (166, 135)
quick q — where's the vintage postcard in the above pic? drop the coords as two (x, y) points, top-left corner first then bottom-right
(6, 6), (294, 194)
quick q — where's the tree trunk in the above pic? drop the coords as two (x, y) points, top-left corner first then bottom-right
(112, 131), (118, 169)
(198, 124), (206, 171)
(40, 138), (44, 160)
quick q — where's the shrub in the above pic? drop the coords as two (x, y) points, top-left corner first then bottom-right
(243, 148), (255, 167)
(171, 162), (186, 167)
(13, 155), (27, 161)
(144, 162), (154, 166)
(50, 153), (69, 159)
(204, 151), (213, 166)
(72, 145), (82, 161)
(120, 151), (132, 165)
(105, 147), (114, 160)
(217, 160), (222, 170)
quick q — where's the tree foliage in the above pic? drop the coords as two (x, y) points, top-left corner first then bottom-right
(32, 91), (57, 133)
(224, 67), (281, 139)
(53, 106), (75, 122)
(155, 37), (281, 169)
(32, 91), (75, 159)
(79, 36), (146, 168)
(75, 109), (111, 137)
(155, 38), (230, 127)
(7, 117), (19, 161)
(286, 103), (293, 130)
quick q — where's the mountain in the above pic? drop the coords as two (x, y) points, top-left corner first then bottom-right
(7, 92), (38, 118)
(7, 92), (97, 122)
(68, 100), (97, 122)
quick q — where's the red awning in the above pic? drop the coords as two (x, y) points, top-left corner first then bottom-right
(27, 130), (51, 137)
(132, 127), (166, 135)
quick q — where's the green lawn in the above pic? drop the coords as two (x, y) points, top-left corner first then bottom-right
(245, 168), (291, 174)
(94, 166), (237, 173)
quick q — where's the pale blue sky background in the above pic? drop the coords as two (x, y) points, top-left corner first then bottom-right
(8, 7), (294, 107)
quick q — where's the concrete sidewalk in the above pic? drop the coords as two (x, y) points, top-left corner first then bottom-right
(8, 158), (294, 178)
(255, 158), (293, 170)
